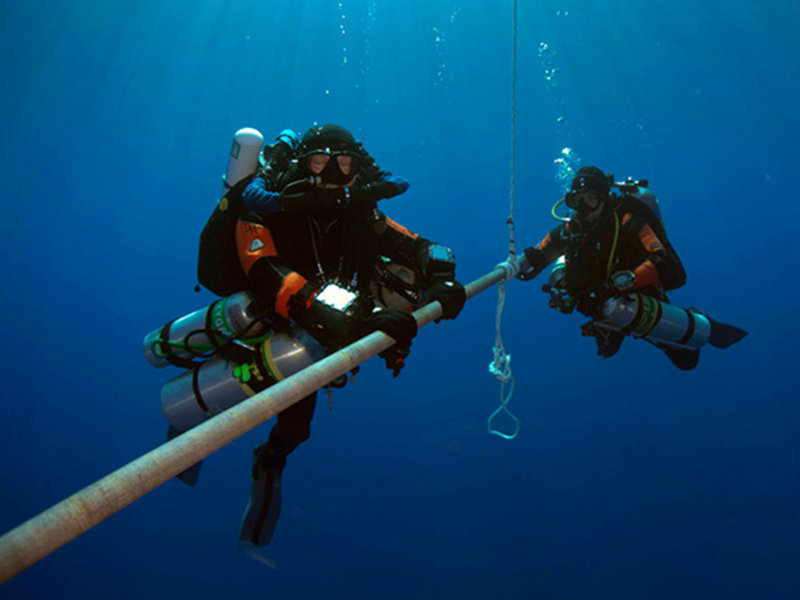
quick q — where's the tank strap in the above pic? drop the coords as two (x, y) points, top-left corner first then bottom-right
(617, 293), (644, 336)
(605, 211), (620, 278)
(678, 309), (696, 345)
(157, 319), (202, 370)
(629, 294), (664, 337)
(191, 365), (213, 417)
(202, 299), (260, 364)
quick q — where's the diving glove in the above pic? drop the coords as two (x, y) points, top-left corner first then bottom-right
(425, 280), (466, 321)
(344, 184), (379, 212)
(516, 247), (548, 281)
(575, 288), (613, 318)
(362, 307), (418, 377)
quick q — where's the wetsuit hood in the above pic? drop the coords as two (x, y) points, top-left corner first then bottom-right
(571, 166), (611, 198)
(300, 124), (359, 155)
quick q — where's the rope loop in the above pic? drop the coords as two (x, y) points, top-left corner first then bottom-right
(487, 378), (520, 440)
(486, 281), (520, 439)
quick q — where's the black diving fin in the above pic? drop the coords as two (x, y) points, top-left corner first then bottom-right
(239, 463), (283, 551)
(707, 316), (748, 349)
(662, 346), (700, 371)
(166, 425), (203, 487)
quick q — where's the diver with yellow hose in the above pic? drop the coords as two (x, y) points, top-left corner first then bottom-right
(516, 166), (746, 370)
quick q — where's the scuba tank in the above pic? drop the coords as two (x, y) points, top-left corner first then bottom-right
(542, 256), (709, 349)
(222, 128), (264, 193)
(142, 291), (269, 368)
(160, 326), (325, 431)
(596, 293), (711, 350)
(147, 282), (373, 431)
(143, 290), (325, 430)
(614, 176), (664, 226)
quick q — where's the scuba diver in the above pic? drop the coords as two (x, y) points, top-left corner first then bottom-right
(145, 124), (466, 554)
(516, 165), (746, 370)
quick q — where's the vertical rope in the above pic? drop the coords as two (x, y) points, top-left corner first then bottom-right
(487, 0), (520, 440)
(508, 0), (517, 259)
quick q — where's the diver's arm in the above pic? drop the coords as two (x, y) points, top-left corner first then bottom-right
(354, 150), (410, 200)
(617, 214), (683, 291)
(376, 213), (465, 319)
(237, 216), (394, 347)
(242, 177), (283, 214)
(235, 217), (316, 320)
(518, 225), (567, 280)
(376, 214), (446, 281)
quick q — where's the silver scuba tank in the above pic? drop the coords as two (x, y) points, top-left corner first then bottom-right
(160, 326), (326, 431)
(597, 293), (711, 350)
(143, 291), (269, 368)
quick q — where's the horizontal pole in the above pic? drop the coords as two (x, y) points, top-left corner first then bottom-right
(0, 265), (510, 583)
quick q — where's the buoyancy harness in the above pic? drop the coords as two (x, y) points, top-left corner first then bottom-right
(197, 176), (254, 297)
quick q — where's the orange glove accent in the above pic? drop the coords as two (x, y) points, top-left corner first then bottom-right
(275, 272), (311, 319)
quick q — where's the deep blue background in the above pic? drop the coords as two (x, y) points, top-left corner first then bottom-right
(1, 1), (799, 598)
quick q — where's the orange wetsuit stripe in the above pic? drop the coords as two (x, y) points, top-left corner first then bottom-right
(386, 217), (419, 240)
(536, 232), (552, 250)
(537, 230), (564, 263)
(236, 220), (277, 275)
(634, 260), (661, 289)
(638, 222), (665, 254)
(275, 272), (309, 319)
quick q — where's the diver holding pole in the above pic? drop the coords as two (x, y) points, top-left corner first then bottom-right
(0, 263), (515, 584)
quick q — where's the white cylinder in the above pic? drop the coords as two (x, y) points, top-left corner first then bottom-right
(223, 127), (264, 192)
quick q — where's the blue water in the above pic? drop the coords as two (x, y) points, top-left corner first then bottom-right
(1, 1), (799, 597)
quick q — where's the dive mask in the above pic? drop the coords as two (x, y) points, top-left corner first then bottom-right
(565, 189), (603, 211)
(304, 148), (360, 185)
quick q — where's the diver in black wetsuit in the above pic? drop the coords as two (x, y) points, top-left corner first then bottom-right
(198, 124), (467, 551)
(516, 166), (746, 370)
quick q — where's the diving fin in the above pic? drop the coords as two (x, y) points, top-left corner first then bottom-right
(167, 425), (202, 487)
(239, 464), (283, 550)
(662, 346), (700, 371)
(706, 316), (748, 349)
(582, 321), (625, 358)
